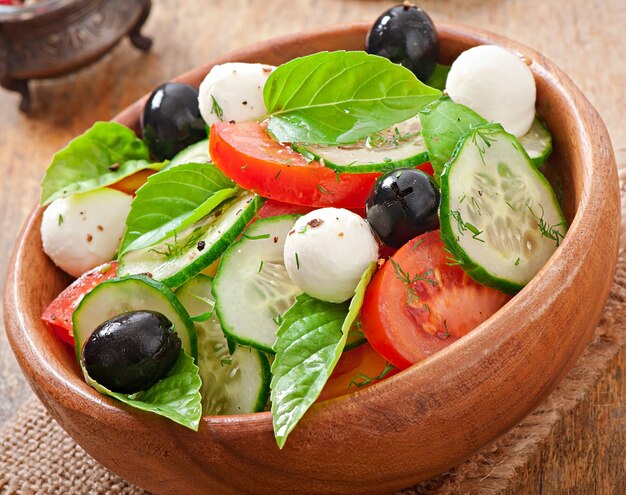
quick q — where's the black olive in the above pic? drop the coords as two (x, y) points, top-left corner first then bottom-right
(366, 168), (440, 248)
(366, 3), (439, 82)
(141, 82), (206, 161)
(82, 310), (181, 394)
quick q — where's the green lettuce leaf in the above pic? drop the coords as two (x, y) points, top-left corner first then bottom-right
(419, 97), (487, 182)
(270, 262), (376, 448)
(40, 122), (164, 205)
(118, 163), (236, 256)
(264, 51), (441, 145)
(85, 350), (202, 431)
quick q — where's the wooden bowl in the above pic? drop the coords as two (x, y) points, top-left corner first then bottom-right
(3, 22), (619, 495)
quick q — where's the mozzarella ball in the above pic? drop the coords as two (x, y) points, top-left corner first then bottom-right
(41, 188), (132, 278)
(446, 45), (536, 137)
(198, 63), (275, 127)
(283, 208), (379, 303)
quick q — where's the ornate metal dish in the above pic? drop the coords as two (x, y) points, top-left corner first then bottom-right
(0, 0), (152, 112)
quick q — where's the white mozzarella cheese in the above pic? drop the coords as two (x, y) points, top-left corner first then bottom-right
(41, 188), (132, 277)
(446, 45), (536, 137)
(283, 208), (379, 303)
(198, 63), (275, 127)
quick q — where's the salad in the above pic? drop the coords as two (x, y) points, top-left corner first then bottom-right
(38, 3), (566, 447)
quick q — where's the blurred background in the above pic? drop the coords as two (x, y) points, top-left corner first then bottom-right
(0, 0), (624, 450)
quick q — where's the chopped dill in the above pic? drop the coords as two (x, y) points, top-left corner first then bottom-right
(443, 245), (464, 267)
(317, 184), (334, 195)
(470, 196), (482, 216)
(526, 203), (566, 247)
(211, 95), (224, 121)
(389, 258), (437, 304)
(437, 320), (450, 339)
(148, 228), (205, 260)
(412, 238), (424, 251)
(471, 127), (496, 165)
(349, 362), (396, 388)
(449, 209), (484, 242)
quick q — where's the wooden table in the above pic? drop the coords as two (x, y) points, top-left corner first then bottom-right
(1, 0), (624, 493)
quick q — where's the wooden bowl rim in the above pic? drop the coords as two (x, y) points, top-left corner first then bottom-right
(3, 21), (617, 435)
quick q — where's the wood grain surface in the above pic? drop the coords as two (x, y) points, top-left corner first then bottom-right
(1, 0), (624, 493)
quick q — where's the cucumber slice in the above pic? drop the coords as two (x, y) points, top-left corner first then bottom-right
(213, 215), (303, 353)
(440, 124), (567, 294)
(175, 275), (270, 414)
(166, 139), (210, 169)
(119, 190), (262, 288)
(344, 327), (367, 352)
(72, 275), (197, 362)
(294, 116), (428, 173)
(518, 118), (552, 167)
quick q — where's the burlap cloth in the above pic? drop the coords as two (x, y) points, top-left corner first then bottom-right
(1, 254), (625, 494)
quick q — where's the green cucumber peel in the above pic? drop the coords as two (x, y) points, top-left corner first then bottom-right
(291, 116), (428, 174)
(263, 51), (441, 145)
(518, 118), (552, 167)
(270, 262), (376, 448)
(72, 274), (198, 361)
(84, 350), (202, 431)
(119, 163), (235, 255)
(119, 191), (264, 288)
(40, 122), (164, 205)
(176, 274), (271, 415)
(212, 214), (303, 353)
(439, 123), (567, 294)
(421, 98), (554, 183)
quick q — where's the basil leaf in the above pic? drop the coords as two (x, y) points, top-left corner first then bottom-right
(264, 51), (441, 145)
(426, 64), (451, 91)
(419, 97), (487, 182)
(119, 163), (236, 255)
(40, 122), (163, 206)
(85, 350), (202, 431)
(270, 262), (376, 448)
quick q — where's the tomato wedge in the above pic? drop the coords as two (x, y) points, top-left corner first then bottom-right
(319, 343), (399, 401)
(361, 231), (510, 369)
(41, 262), (118, 345)
(210, 121), (379, 208)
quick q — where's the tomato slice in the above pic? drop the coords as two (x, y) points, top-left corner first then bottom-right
(210, 122), (382, 208)
(360, 231), (510, 369)
(418, 161), (434, 176)
(319, 343), (399, 401)
(256, 199), (315, 219)
(41, 261), (118, 345)
(256, 199), (367, 221)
